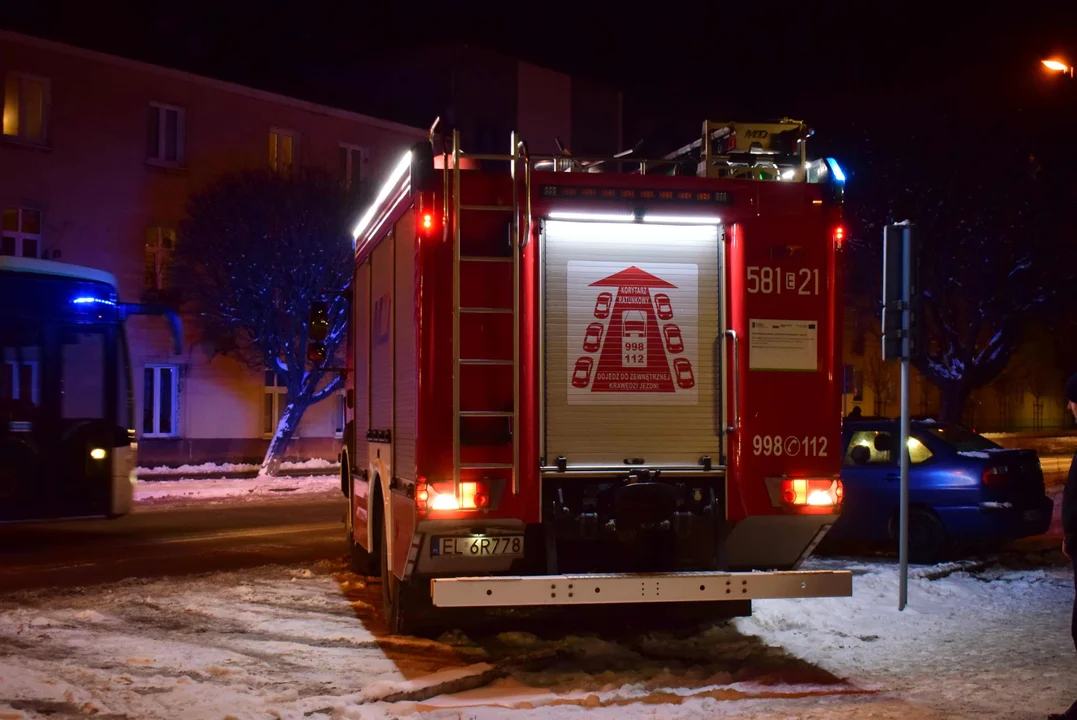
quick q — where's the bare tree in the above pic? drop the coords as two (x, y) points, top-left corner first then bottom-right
(843, 116), (1064, 425)
(173, 168), (352, 475)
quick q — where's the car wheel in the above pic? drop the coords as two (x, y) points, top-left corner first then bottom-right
(891, 507), (947, 564)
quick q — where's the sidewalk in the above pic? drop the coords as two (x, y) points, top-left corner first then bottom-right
(136, 459), (340, 481)
(134, 473), (341, 505)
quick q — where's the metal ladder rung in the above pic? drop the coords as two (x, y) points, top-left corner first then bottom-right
(460, 307), (512, 314)
(460, 359), (514, 366)
(459, 411), (513, 418)
(461, 256), (513, 263)
(460, 153), (514, 162)
(460, 204), (513, 212)
(459, 463), (514, 470)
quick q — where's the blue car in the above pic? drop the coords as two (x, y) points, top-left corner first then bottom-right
(824, 418), (1054, 562)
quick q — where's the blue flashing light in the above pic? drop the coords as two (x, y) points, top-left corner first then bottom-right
(825, 158), (846, 183)
(72, 296), (116, 306)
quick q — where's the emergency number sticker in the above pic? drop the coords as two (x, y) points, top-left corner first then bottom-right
(567, 261), (698, 406)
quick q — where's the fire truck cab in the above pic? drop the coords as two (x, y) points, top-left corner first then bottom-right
(329, 119), (852, 633)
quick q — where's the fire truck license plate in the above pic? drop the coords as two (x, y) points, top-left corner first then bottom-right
(432, 536), (524, 557)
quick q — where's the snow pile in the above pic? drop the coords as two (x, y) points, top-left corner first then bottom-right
(0, 557), (1073, 719)
(135, 474), (340, 503)
(137, 458), (339, 476)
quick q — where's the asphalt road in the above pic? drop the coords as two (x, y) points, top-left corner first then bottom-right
(0, 498), (347, 592)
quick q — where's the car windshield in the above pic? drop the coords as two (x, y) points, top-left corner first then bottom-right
(922, 425), (1001, 452)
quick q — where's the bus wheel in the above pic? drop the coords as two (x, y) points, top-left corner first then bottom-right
(380, 528), (420, 636)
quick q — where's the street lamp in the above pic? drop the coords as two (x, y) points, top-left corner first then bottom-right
(1042, 59), (1074, 77)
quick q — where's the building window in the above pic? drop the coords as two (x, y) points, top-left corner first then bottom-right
(269, 128), (296, 175)
(147, 103), (186, 165)
(264, 370), (289, 437)
(1, 208), (42, 258)
(1, 359), (38, 406)
(339, 144), (362, 191)
(3, 73), (49, 144)
(144, 227), (177, 292)
(143, 364), (178, 437)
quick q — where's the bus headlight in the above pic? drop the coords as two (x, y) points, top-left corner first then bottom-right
(90, 448), (107, 460)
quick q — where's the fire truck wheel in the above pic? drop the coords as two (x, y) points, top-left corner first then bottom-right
(381, 529), (421, 636)
(347, 529), (373, 575)
(343, 464), (373, 575)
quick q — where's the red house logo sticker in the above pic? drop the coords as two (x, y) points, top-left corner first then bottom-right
(567, 261), (698, 406)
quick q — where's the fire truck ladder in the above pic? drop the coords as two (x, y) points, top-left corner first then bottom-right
(450, 130), (530, 498)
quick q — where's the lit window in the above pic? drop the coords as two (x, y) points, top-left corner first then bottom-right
(1, 207), (42, 258)
(269, 128), (297, 175)
(144, 227), (177, 291)
(147, 103), (186, 164)
(907, 436), (934, 465)
(143, 365), (179, 437)
(1, 359), (38, 406)
(844, 430), (893, 465)
(3, 72), (49, 144)
(339, 144), (363, 191)
(264, 370), (290, 437)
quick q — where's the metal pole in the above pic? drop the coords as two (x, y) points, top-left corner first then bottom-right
(898, 225), (912, 611)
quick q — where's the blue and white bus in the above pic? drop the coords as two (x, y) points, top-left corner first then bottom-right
(0, 256), (180, 522)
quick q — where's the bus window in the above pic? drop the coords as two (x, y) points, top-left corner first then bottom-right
(61, 331), (106, 419)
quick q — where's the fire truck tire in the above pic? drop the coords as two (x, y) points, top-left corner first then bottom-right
(348, 530), (373, 575)
(380, 526), (424, 636)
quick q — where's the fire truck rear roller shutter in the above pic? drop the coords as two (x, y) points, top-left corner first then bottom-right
(543, 220), (722, 467)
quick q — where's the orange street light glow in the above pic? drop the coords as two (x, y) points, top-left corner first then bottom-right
(1042, 59), (1073, 74)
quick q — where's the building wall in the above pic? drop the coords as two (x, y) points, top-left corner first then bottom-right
(0, 30), (426, 465)
(842, 305), (1073, 432)
(348, 44), (622, 158)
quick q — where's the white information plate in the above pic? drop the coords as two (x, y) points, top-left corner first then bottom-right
(748, 319), (818, 371)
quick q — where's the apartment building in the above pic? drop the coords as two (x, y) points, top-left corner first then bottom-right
(0, 29), (427, 465)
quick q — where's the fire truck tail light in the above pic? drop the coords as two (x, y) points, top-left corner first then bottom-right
(415, 479), (490, 512)
(834, 225), (845, 247)
(781, 478), (843, 507)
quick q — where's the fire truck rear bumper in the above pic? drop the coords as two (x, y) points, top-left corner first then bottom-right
(726, 514), (839, 571)
(429, 569), (852, 608)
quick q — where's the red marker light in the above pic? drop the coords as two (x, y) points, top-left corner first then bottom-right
(423, 213), (433, 229)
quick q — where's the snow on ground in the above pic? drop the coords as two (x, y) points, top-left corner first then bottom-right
(0, 556), (1073, 719)
(134, 474), (341, 505)
(137, 458), (339, 476)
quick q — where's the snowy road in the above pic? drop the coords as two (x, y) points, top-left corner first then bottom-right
(0, 553), (1073, 720)
(0, 498), (344, 592)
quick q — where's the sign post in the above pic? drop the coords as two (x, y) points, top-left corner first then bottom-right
(882, 222), (917, 611)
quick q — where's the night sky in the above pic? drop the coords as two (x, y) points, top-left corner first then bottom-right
(4, 2), (1077, 152)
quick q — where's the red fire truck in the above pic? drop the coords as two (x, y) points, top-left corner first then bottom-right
(321, 119), (853, 633)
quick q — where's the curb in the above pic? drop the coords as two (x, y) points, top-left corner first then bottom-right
(136, 467), (341, 482)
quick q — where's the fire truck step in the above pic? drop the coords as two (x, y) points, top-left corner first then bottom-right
(460, 204), (513, 212)
(459, 411), (514, 418)
(460, 359), (514, 366)
(460, 307), (513, 314)
(459, 463), (515, 470)
(461, 256), (513, 263)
